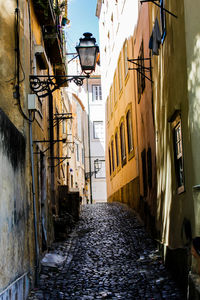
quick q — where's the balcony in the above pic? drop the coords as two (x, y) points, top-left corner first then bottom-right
(43, 24), (64, 65)
(32, 0), (56, 26)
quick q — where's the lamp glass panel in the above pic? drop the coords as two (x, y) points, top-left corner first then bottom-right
(78, 47), (97, 70)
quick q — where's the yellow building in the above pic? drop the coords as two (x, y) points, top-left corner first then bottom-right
(97, 0), (140, 211)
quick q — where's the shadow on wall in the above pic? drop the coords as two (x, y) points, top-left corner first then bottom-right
(0, 109), (30, 294)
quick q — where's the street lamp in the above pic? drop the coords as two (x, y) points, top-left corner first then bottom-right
(76, 32), (99, 75)
(85, 159), (102, 180)
(29, 32), (99, 98)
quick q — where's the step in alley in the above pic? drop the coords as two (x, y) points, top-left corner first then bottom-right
(28, 203), (183, 300)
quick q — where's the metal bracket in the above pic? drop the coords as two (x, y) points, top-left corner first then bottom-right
(29, 75), (88, 98)
(128, 57), (153, 83)
(48, 156), (71, 168)
(85, 170), (98, 180)
(53, 113), (73, 127)
(33, 139), (66, 154)
(140, 0), (177, 18)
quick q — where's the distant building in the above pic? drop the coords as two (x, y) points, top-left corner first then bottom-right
(66, 58), (107, 203)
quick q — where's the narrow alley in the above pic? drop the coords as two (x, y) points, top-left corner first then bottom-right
(28, 203), (183, 300)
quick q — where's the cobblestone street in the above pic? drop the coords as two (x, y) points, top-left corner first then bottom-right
(28, 203), (183, 300)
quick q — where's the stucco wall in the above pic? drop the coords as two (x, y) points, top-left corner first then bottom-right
(184, 0), (200, 237)
(149, 0), (194, 249)
(0, 109), (31, 291)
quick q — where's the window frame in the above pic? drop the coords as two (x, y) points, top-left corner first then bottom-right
(115, 129), (120, 168)
(106, 96), (109, 123)
(92, 85), (102, 101)
(93, 121), (104, 140)
(108, 146), (112, 176)
(169, 110), (185, 195)
(125, 107), (134, 159)
(123, 40), (129, 79)
(111, 138), (115, 173)
(119, 118), (127, 167)
(110, 86), (113, 117)
(172, 117), (185, 194)
(118, 55), (123, 93)
(141, 149), (147, 197)
(113, 72), (117, 106)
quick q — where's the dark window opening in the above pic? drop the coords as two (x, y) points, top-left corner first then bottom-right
(115, 131), (120, 167)
(111, 140), (115, 172)
(126, 110), (134, 153)
(147, 147), (152, 189)
(120, 121), (127, 166)
(174, 122), (184, 191)
(141, 149), (147, 197)
(108, 147), (112, 176)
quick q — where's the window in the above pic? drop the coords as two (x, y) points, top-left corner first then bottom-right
(160, 0), (166, 42)
(115, 131), (120, 167)
(147, 147), (152, 189)
(106, 97), (109, 122)
(137, 41), (145, 102)
(126, 109), (134, 154)
(141, 149), (147, 197)
(93, 121), (104, 140)
(123, 40), (128, 78)
(92, 85), (102, 101)
(118, 55), (123, 92)
(113, 73), (117, 105)
(108, 147), (112, 175)
(95, 160), (106, 178)
(111, 139), (115, 172)
(110, 87), (113, 116)
(174, 121), (184, 193)
(120, 121), (126, 166)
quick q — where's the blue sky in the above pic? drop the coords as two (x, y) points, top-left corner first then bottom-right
(66, 0), (99, 53)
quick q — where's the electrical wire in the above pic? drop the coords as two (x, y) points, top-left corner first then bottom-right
(15, 2), (35, 122)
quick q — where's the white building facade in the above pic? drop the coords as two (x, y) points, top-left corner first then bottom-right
(66, 58), (107, 203)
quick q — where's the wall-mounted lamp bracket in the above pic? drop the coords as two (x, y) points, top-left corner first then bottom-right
(65, 53), (79, 64)
(48, 156), (71, 168)
(128, 57), (153, 83)
(53, 113), (73, 127)
(140, 0), (177, 18)
(30, 75), (88, 98)
(33, 139), (66, 143)
(33, 139), (66, 154)
(85, 159), (102, 180)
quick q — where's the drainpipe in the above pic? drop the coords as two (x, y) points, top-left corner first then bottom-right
(29, 115), (39, 285)
(49, 93), (55, 212)
(87, 78), (93, 203)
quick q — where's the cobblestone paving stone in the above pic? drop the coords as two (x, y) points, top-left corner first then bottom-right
(28, 203), (184, 300)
